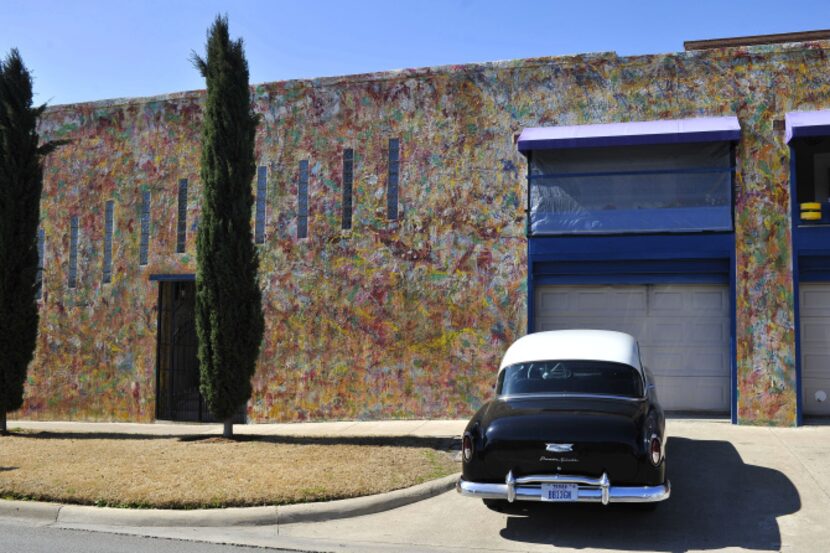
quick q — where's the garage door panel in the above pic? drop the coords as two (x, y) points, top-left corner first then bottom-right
(575, 290), (647, 313)
(649, 322), (686, 342)
(647, 350), (729, 377)
(539, 291), (573, 311)
(653, 376), (730, 412)
(800, 287), (830, 315)
(535, 284), (730, 413)
(535, 317), (646, 337)
(799, 283), (830, 417)
(803, 353), (830, 379)
(801, 321), (830, 343)
(650, 290), (683, 311)
(537, 287), (648, 316)
(687, 321), (730, 343)
(643, 320), (729, 344)
(689, 290), (728, 312)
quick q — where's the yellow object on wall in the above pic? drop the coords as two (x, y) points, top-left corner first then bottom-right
(800, 202), (822, 221)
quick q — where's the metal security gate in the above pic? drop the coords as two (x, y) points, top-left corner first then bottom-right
(798, 283), (830, 417)
(155, 280), (212, 422)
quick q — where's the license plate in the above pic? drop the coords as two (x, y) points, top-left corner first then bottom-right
(541, 483), (579, 502)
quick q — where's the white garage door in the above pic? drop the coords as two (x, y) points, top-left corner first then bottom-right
(799, 283), (830, 417)
(535, 284), (731, 413)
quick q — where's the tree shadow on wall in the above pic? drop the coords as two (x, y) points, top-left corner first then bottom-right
(498, 437), (800, 552)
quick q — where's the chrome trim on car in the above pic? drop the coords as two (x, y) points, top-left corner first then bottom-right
(506, 470), (516, 503)
(457, 473), (671, 505)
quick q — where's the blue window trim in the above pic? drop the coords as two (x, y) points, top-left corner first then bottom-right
(68, 216), (79, 289)
(255, 166), (267, 244)
(387, 138), (399, 220)
(103, 200), (114, 284)
(36, 228), (45, 300)
(140, 191), (150, 266)
(176, 179), (187, 253)
(526, 145), (736, 237)
(342, 148), (354, 230)
(298, 160), (309, 239)
(149, 273), (195, 282)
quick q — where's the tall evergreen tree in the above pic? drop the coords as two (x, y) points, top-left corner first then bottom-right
(0, 50), (62, 434)
(192, 16), (263, 438)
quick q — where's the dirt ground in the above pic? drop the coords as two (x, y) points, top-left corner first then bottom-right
(0, 431), (458, 509)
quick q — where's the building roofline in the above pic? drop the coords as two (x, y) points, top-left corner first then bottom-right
(685, 29), (830, 51)
(43, 37), (830, 114)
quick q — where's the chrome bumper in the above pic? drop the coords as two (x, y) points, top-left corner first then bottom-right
(456, 471), (670, 505)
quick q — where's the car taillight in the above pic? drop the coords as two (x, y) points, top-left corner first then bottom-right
(462, 433), (474, 462)
(649, 435), (663, 466)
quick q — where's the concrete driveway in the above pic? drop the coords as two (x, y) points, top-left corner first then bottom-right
(269, 419), (830, 552)
(7, 419), (830, 552)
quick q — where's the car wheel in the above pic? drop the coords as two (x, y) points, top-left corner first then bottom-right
(482, 498), (510, 512)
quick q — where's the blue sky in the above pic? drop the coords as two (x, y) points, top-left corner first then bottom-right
(2, 0), (829, 105)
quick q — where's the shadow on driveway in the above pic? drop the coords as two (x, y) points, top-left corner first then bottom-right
(498, 437), (799, 551)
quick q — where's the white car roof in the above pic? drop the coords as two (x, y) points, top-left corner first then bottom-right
(498, 330), (642, 373)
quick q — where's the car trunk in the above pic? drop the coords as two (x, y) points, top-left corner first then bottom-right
(475, 396), (648, 484)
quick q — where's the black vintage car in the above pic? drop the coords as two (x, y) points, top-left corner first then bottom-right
(457, 329), (670, 509)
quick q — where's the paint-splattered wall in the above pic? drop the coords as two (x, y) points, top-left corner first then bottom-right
(21, 41), (830, 425)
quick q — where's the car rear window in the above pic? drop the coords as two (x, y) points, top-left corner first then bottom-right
(497, 360), (643, 398)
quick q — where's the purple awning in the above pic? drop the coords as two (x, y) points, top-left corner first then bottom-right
(785, 110), (830, 143)
(517, 116), (741, 153)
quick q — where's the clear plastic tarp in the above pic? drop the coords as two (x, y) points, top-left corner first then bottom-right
(528, 142), (733, 235)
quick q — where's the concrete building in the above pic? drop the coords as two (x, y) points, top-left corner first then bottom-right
(22, 31), (830, 426)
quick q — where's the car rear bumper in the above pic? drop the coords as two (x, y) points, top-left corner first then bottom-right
(456, 471), (670, 505)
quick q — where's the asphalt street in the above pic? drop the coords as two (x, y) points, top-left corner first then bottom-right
(0, 519), (290, 553)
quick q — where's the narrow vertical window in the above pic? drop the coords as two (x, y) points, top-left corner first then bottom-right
(342, 148), (354, 230)
(298, 160), (308, 239)
(103, 200), (114, 284)
(68, 216), (79, 288)
(176, 179), (187, 253)
(255, 166), (267, 244)
(140, 191), (150, 266)
(36, 228), (45, 300)
(387, 138), (399, 220)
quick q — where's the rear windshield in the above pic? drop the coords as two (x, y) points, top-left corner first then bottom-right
(497, 360), (643, 398)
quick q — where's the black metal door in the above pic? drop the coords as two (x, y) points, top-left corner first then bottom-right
(155, 280), (212, 421)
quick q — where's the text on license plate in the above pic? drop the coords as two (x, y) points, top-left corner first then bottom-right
(541, 483), (579, 502)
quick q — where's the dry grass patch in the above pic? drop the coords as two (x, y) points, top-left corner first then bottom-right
(0, 432), (458, 509)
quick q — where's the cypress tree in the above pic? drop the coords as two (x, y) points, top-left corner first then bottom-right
(0, 50), (62, 434)
(192, 16), (263, 438)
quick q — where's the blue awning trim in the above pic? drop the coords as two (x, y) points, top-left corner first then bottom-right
(785, 110), (830, 143)
(517, 116), (741, 153)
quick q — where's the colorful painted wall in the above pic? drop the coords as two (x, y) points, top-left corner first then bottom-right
(21, 41), (830, 425)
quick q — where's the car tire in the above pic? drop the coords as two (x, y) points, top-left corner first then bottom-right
(482, 498), (510, 512)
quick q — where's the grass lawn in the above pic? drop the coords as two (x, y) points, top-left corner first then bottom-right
(0, 431), (458, 509)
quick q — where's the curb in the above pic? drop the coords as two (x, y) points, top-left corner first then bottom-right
(0, 473), (460, 528)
